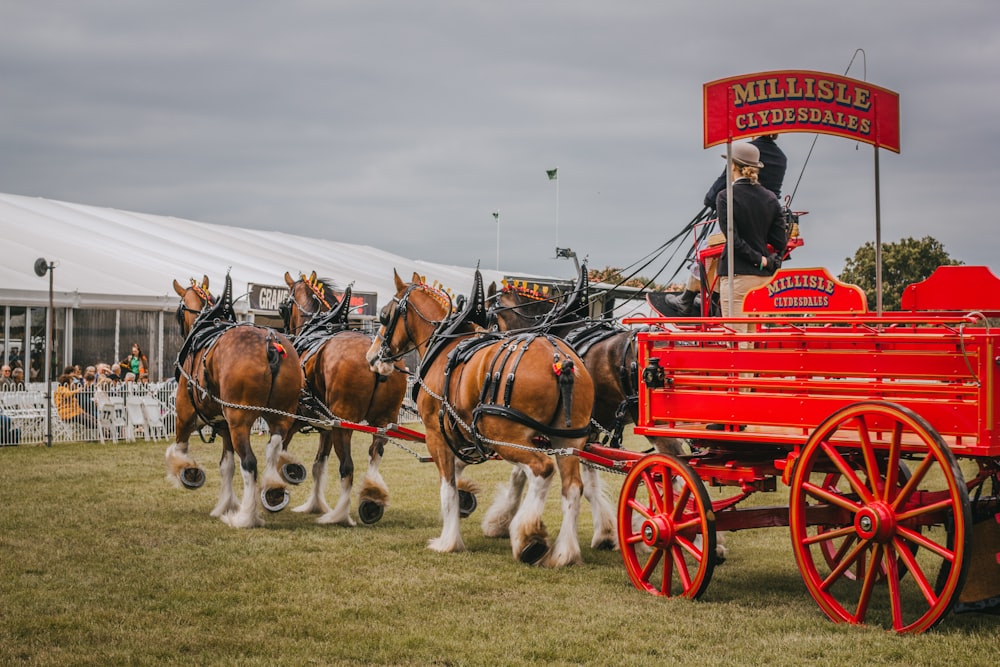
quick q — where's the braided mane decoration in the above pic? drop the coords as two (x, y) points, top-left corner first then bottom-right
(189, 278), (214, 306)
(415, 278), (454, 313)
(500, 280), (552, 302)
(299, 272), (336, 311)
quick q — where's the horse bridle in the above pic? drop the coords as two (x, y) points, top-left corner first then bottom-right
(280, 276), (334, 335)
(371, 283), (451, 365)
(176, 282), (215, 332)
(489, 286), (561, 331)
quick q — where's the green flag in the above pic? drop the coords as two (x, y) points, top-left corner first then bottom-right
(546, 168), (558, 181)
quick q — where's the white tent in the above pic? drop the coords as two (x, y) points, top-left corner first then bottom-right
(0, 192), (532, 311)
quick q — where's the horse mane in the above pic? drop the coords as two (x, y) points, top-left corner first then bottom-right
(313, 276), (340, 309)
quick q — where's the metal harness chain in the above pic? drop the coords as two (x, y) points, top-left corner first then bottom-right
(176, 360), (434, 462)
(410, 371), (578, 458)
(176, 361), (303, 422)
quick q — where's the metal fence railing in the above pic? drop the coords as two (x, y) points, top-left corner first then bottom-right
(0, 381), (178, 446)
(1, 379), (422, 446)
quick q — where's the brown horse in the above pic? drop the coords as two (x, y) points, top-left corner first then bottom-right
(367, 270), (614, 566)
(489, 277), (685, 456)
(166, 274), (304, 528)
(490, 278), (729, 561)
(280, 271), (409, 525)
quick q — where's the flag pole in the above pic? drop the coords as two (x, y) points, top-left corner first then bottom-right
(492, 209), (500, 270)
(546, 167), (559, 251)
(555, 169), (560, 248)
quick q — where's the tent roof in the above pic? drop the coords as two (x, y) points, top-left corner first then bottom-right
(0, 192), (551, 312)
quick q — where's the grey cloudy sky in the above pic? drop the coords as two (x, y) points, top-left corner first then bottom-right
(3, 1), (998, 284)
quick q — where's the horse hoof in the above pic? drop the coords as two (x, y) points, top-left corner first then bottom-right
(458, 489), (478, 518)
(592, 538), (616, 551)
(357, 500), (384, 525)
(261, 487), (290, 512)
(281, 462), (307, 485)
(519, 539), (549, 565)
(180, 467), (206, 490)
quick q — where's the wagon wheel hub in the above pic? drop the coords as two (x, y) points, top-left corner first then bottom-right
(640, 515), (675, 548)
(854, 501), (896, 543)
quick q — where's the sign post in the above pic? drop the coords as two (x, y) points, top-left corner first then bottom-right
(703, 70), (900, 314)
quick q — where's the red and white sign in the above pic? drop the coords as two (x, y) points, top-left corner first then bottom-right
(743, 267), (868, 314)
(704, 70), (900, 152)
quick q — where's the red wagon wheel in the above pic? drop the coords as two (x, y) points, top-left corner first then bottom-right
(789, 401), (971, 633)
(617, 453), (716, 598)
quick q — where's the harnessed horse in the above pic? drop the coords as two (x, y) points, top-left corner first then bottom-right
(490, 272), (729, 562)
(166, 274), (304, 528)
(488, 269), (685, 456)
(366, 270), (614, 566)
(280, 271), (408, 525)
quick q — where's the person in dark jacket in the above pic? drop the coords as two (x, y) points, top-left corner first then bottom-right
(664, 135), (787, 316)
(715, 141), (787, 326)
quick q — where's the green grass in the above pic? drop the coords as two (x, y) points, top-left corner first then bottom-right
(0, 434), (996, 666)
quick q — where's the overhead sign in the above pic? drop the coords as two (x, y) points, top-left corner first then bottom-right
(247, 283), (378, 317)
(704, 70), (900, 152)
(248, 283), (289, 312)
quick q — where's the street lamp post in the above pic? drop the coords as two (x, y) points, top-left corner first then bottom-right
(33, 257), (55, 448)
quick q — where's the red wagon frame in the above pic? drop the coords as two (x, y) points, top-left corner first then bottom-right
(579, 265), (1000, 633)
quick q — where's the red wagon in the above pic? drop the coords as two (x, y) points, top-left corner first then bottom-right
(579, 265), (1000, 633)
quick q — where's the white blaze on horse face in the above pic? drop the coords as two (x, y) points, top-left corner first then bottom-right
(365, 335), (395, 376)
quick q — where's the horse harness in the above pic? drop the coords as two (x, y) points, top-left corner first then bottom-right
(428, 332), (590, 465)
(563, 321), (641, 448)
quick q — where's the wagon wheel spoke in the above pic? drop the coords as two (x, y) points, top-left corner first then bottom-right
(893, 537), (937, 605)
(671, 545), (694, 590)
(819, 439), (874, 504)
(820, 537), (871, 589)
(800, 479), (864, 513)
(802, 524), (856, 547)
(854, 542), (884, 621)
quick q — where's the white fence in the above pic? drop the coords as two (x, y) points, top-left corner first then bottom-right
(1, 380), (422, 446)
(0, 382), (178, 446)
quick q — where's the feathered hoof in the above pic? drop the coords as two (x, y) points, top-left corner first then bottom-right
(180, 467), (206, 490)
(280, 462), (307, 485)
(260, 487), (290, 512)
(357, 499), (385, 525)
(518, 538), (550, 565)
(591, 536), (617, 551)
(458, 489), (478, 518)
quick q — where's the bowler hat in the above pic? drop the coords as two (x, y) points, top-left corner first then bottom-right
(723, 142), (764, 169)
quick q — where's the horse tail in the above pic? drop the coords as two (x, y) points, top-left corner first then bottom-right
(554, 357), (576, 427)
(266, 331), (287, 377)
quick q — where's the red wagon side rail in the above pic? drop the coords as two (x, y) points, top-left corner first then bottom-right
(627, 313), (1000, 458)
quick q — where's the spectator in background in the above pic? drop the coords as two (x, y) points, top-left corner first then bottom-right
(55, 369), (97, 431)
(120, 343), (148, 381)
(10, 368), (24, 389)
(79, 367), (99, 421)
(0, 365), (15, 390)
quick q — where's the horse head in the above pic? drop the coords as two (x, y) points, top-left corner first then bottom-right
(173, 275), (214, 336)
(281, 271), (340, 335)
(366, 270), (452, 376)
(489, 280), (558, 332)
